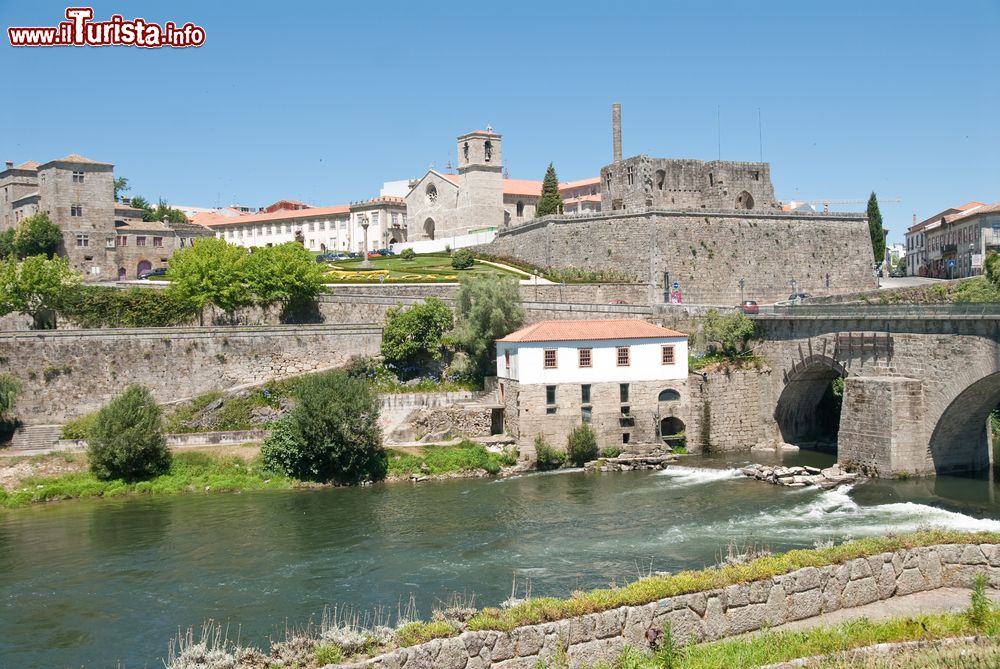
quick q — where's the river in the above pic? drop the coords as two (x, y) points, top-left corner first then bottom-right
(2, 451), (999, 669)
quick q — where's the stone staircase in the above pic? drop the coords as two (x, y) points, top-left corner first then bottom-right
(9, 424), (63, 452)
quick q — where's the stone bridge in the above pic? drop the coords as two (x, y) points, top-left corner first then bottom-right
(753, 305), (1000, 477)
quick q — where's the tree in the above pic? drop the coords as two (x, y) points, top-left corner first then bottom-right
(986, 251), (1000, 289)
(380, 298), (453, 371)
(129, 195), (150, 211)
(453, 275), (524, 377)
(867, 192), (886, 266)
(535, 163), (563, 217)
(166, 237), (251, 321)
(260, 370), (386, 484)
(130, 195), (188, 224)
(244, 242), (326, 314)
(0, 228), (15, 259)
(88, 385), (171, 482)
(13, 212), (62, 259)
(451, 248), (475, 270)
(0, 374), (21, 420)
(113, 176), (130, 201)
(703, 309), (755, 358)
(0, 254), (80, 329)
(566, 424), (598, 466)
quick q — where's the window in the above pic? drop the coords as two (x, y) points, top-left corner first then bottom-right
(546, 385), (556, 414)
(605, 171), (613, 189)
(620, 383), (630, 403)
(626, 165), (634, 186)
(70, 204), (83, 217)
(616, 346), (630, 367)
(72, 171), (84, 183)
(578, 348), (592, 368)
(622, 433), (630, 444)
(504, 350), (510, 370)
(372, 212), (379, 226)
(516, 201), (524, 217)
(544, 349), (557, 369)
(662, 345), (675, 365)
(581, 406), (592, 423)
(152, 236), (163, 247)
(391, 213), (399, 226)
(116, 235), (127, 246)
(136, 236), (146, 246)
(75, 234), (89, 247)
(708, 172), (714, 187)
(581, 384), (591, 404)
(484, 140), (493, 161)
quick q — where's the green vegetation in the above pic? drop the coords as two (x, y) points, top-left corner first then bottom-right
(260, 369), (386, 484)
(167, 237), (252, 319)
(535, 163), (564, 217)
(863, 276), (1000, 304)
(87, 385), (172, 482)
(0, 253), (80, 329)
(703, 309), (755, 358)
(326, 252), (518, 283)
(312, 644), (343, 665)
(12, 212), (63, 259)
(57, 285), (196, 328)
(380, 298), (453, 372)
(465, 530), (1000, 632)
(0, 373), (21, 420)
(62, 411), (98, 439)
(386, 440), (517, 477)
(867, 192), (886, 266)
(399, 247), (416, 261)
(451, 248), (475, 270)
(394, 621), (456, 648)
(243, 242), (327, 315)
(566, 424), (599, 466)
(453, 274), (525, 378)
(129, 196), (189, 225)
(0, 450), (296, 509)
(113, 176), (130, 201)
(534, 435), (566, 471)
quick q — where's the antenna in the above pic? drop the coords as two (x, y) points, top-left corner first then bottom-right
(716, 105), (721, 160)
(757, 107), (764, 162)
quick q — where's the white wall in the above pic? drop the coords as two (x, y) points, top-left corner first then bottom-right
(391, 229), (496, 255)
(496, 337), (688, 385)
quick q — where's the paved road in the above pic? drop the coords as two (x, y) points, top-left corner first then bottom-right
(878, 276), (945, 290)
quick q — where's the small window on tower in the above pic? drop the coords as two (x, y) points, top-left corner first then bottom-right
(484, 140), (493, 162)
(463, 142), (469, 161)
(626, 165), (634, 186)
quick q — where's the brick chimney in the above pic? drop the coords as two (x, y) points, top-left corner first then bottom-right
(612, 103), (622, 163)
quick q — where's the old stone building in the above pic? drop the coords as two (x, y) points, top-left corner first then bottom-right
(905, 201), (999, 278)
(481, 106), (877, 304)
(0, 155), (208, 279)
(405, 129), (601, 243)
(496, 319), (689, 453)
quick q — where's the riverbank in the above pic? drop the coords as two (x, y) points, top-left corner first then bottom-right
(0, 441), (521, 508)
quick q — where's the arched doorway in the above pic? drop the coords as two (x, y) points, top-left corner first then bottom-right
(136, 259), (152, 278)
(928, 372), (1000, 474)
(660, 416), (686, 450)
(774, 355), (847, 449)
(117, 267), (126, 281)
(735, 190), (755, 210)
(423, 218), (435, 240)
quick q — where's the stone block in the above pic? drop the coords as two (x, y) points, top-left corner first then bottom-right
(841, 577), (880, 608)
(567, 615), (596, 646)
(491, 634), (515, 662)
(726, 603), (767, 635)
(594, 608), (625, 639)
(623, 604), (655, 645)
(982, 544), (1000, 568)
(702, 596), (728, 641)
(435, 638), (469, 669)
(937, 544), (964, 564)
(567, 637), (624, 669)
(513, 626), (544, 657)
(894, 568), (928, 596)
(492, 657), (540, 669)
(748, 581), (770, 604)
(960, 545), (988, 565)
(460, 632), (486, 658)
(876, 562), (897, 599)
(848, 558), (873, 580)
(764, 583), (787, 626)
(786, 588), (823, 621)
(723, 584), (750, 607)
(654, 607), (703, 645)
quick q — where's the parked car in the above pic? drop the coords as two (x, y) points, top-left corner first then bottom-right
(366, 251), (383, 259)
(890, 269), (904, 278)
(608, 299), (629, 305)
(376, 248), (395, 256)
(739, 300), (759, 314)
(787, 292), (812, 303)
(139, 267), (167, 279)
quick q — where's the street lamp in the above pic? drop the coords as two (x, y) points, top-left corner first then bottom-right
(360, 215), (370, 268)
(738, 277), (745, 305)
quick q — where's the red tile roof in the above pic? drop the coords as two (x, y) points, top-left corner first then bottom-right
(498, 319), (686, 343)
(201, 204), (350, 228)
(910, 202), (987, 232)
(436, 173), (599, 197)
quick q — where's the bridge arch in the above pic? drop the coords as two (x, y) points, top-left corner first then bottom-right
(775, 355), (848, 447)
(928, 371), (999, 474)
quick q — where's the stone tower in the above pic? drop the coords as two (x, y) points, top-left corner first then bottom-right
(455, 129), (503, 225)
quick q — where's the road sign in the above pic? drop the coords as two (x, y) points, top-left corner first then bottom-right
(948, 260), (956, 268)
(672, 281), (679, 290)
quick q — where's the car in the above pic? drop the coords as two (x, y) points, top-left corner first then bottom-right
(739, 300), (759, 314)
(376, 248), (396, 256)
(787, 292), (812, 303)
(890, 269), (904, 278)
(366, 251), (383, 259)
(139, 267), (167, 279)
(608, 299), (629, 305)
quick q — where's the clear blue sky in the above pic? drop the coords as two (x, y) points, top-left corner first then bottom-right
(2, 0), (997, 241)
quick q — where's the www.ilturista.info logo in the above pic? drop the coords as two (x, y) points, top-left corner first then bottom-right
(8, 7), (205, 48)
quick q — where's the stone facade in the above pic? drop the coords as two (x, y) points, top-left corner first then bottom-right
(481, 210), (877, 305)
(601, 157), (779, 213)
(687, 369), (778, 452)
(0, 324), (380, 424)
(335, 543), (1000, 669)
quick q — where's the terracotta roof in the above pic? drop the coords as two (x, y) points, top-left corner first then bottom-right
(50, 153), (111, 166)
(948, 202), (1000, 223)
(503, 179), (544, 197)
(115, 219), (173, 232)
(15, 160), (39, 171)
(560, 177), (601, 190)
(201, 204), (350, 228)
(563, 194), (602, 204)
(909, 202), (986, 233)
(498, 319), (687, 343)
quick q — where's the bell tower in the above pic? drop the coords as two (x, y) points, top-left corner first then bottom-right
(455, 129), (503, 223)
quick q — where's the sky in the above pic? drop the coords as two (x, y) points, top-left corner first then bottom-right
(1, 0), (998, 242)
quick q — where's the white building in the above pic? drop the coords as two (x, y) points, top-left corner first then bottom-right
(495, 320), (690, 451)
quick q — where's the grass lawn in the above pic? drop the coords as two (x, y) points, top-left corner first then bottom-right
(386, 440), (518, 478)
(325, 252), (521, 283)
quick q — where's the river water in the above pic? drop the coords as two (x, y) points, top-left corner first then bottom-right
(2, 451), (999, 669)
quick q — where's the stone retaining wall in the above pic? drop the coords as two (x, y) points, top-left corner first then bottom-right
(337, 543), (999, 669)
(688, 369), (778, 452)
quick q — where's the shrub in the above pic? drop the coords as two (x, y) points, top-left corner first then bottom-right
(260, 370), (386, 484)
(87, 385), (171, 482)
(0, 373), (20, 420)
(380, 298), (453, 371)
(313, 644), (344, 665)
(57, 286), (196, 328)
(12, 212), (62, 259)
(566, 424), (598, 466)
(451, 249), (475, 270)
(600, 447), (623, 459)
(453, 275), (524, 378)
(703, 309), (755, 358)
(62, 411), (98, 439)
(534, 435), (565, 471)
(400, 248), (416, 261)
